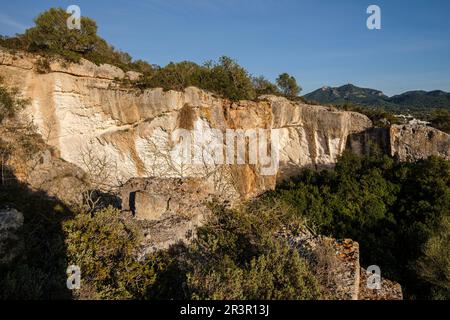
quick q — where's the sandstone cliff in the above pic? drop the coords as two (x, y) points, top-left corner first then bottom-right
(1, 48), (449, 199)
(0, 49), (373, 198)
(0, 49), (414, 300)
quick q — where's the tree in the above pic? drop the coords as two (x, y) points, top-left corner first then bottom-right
(204, 56), (256, 100)
(0, 77), (28, 123)
(0, 8), (147, 72)
(429, 109), (450, 134)
(252, 76), (280, 96)
(24, 8), (99, 62)
(417, 216), (450, 299)
(276, 73), (301, 97)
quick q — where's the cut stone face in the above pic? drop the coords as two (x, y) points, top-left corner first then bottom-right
(133, 192), (168, 221)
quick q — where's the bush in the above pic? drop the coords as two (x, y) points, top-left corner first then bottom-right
(63, 207), (156, 299)
(136, 61), (205, 91)
(184, 204), (322, 300)
(252, 76), (281, 96)
(417, 216), (450, 299)
(202, 56), (256, 100)
(429, 109), (450, 134)
(261, 152), (450, 299)
(0, 78), (29, 123)
(60, 201), (322, 300)
(136, 56), (256, 101)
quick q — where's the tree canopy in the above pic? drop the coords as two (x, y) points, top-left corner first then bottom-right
(0, 8), (305, 102)
(276, 73), (301, 97)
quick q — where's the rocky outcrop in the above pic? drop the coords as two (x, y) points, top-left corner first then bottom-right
(24, 149), (87, 205)
(279, 227), (402, 300)
(390, 124), (450, 161)
(359, 267), (403, 300)
(1, 49), (448, 201)
(120, 178), (215, 253)
(119, 177), (402, 299)
(0, 124), (87, 206)
(346, 127), (390, 155)
(0, 207), (24, 264)
(0, 49), (373, 199)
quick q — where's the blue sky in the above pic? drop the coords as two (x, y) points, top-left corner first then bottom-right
(1, 0), (450, 95)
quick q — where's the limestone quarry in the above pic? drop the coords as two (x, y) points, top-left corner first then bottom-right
(2, 50), (447, 200)
(1, 48), (450, 300)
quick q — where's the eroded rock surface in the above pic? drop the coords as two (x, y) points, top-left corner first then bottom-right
(279, 227), (402, 300)
(121, 178), (215, 253)
(0, 49), (373, 199)
(390, 124), (450, 161)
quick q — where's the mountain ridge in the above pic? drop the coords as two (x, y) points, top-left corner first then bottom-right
(304, 84), (450, 110)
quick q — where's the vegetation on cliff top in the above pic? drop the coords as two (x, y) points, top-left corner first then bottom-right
(0, 8), (301, 101)
(1, 7), (449, 301)
(0, 8), (151, 74)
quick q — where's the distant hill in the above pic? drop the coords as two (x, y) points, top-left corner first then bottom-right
(389, 90), (450, 109)
(303, 84), (450, 112)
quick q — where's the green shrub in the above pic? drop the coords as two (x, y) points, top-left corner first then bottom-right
(0, 78), (29, 123)
(184, 204), (322, 300)
(63, 207), (156, 299)
(137, 56), (256, 101)
(429, 109), (450, 134)
(252, 76), (281, 96)
(202, 56), (256, 100)
(262, 152), (450, 299)
(417, 216), (450, 299)
(136, 61), (205, 91)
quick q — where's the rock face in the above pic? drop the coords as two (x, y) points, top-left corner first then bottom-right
(0, 207), (24, 264)
(120, 178), (214, 253)
(0, 124), (87, 206)
(133, 192), (168, 221)
(390, 124), (450, 161)
(279, 227), (402, 300)
(0, 49), (373, 199)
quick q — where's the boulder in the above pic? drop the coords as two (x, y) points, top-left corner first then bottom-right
(121, 178), (215, 253)
(134, 191), (168, 221)
(390, 124), (450, 161)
